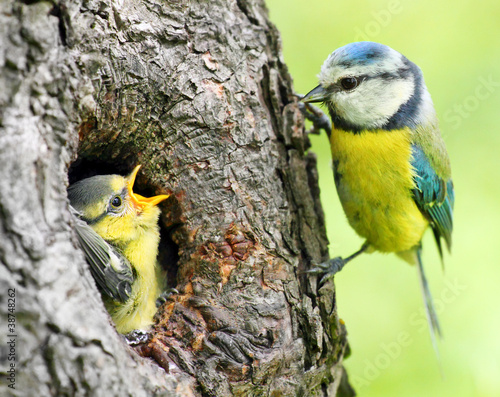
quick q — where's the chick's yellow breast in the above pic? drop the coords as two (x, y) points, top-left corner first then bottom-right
(331, 127), (428, 253)
(95, 205), (163, 333)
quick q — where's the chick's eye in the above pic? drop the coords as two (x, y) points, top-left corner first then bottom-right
(110, 196), (122, 208)
(340, 77), (358, 90)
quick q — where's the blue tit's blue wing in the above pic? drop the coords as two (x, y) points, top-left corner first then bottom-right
(411, 145), (454, 257)
(71, 207), (134, 302)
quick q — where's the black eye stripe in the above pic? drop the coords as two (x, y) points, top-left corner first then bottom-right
(342, 69), (409, 84)
(338, 72), (404, 91)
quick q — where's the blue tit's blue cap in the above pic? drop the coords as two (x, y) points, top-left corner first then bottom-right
(318, 41), (412, 89)
(332, 42), (393, 67)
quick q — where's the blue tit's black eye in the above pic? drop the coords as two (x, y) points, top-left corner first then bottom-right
(111, 196), (122, 208)
(340, 77), (358, 90)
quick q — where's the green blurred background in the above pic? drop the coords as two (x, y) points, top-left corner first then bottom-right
(266, 0), (500, 396)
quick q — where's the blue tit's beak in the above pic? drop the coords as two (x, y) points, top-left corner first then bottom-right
(302, 85), (329, 103)
(127, 165), (170, 208)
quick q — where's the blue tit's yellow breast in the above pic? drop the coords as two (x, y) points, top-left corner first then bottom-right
(331, 127), (428, 253)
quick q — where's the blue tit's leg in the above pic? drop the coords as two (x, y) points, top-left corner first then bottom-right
(308, 243), (369, 285)
(296, 98), (332, 136)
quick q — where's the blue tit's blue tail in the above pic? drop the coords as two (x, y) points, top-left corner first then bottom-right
(416, 248), (442, 365)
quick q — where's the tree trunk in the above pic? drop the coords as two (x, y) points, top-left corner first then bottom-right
(0, 0), (354, 395)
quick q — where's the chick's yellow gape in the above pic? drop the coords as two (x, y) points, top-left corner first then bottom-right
(303, 42), (454, 355)
(68, 166), (169, 334)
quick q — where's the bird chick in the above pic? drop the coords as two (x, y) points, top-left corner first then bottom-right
(68, 165), (169, 334)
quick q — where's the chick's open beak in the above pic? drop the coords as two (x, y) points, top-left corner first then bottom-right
(127, 165), (170, 208)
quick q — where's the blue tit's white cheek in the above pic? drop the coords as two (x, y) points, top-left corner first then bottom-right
(334, 77), (415, 129)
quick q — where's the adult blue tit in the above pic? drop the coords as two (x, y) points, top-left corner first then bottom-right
(68, 165), (169, 334)
(303, 42), (454, 351)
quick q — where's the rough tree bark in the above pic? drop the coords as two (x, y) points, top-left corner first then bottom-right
(0, 0), (355, 395)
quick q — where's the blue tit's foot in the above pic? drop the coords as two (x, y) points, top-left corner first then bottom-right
(308, 243), (369, 286)
(308, 257), (347, 285)
(297, 100), (332, 136)
(156, 288), (179, 308)
(125, 329), (152, 346)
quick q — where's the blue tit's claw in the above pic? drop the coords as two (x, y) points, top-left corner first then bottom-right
(297, 101), (332, 135)
(125, 329), (152, 346)
(308, 257), (346, 286)
(155, 288), (179, 308)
